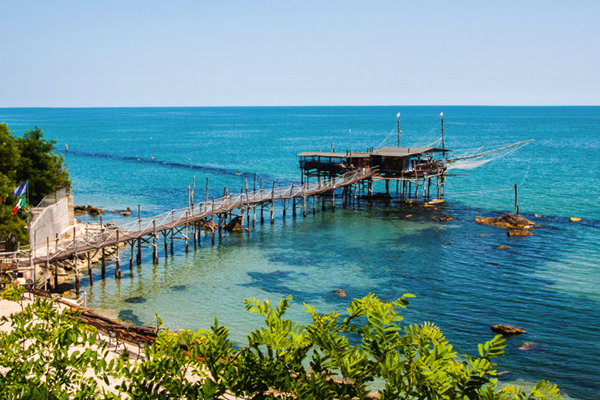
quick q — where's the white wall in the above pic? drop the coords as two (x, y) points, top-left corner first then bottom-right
(30, 194), (74, 251)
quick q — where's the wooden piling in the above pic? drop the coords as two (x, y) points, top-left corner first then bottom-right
(115, 230), (121, 278)
(130, 241), (134, 269)
(211, 198), (216, 244)
(170, 210), (175, 254)
(185, 212), (189, 253)
(153, 220), (158, 263)
(74, 227), (79, 295)
(87, 252), (92, 286)
(164, 233), (168, 258)
(270, 182), (275, 224)
(260, 179), (264, 223)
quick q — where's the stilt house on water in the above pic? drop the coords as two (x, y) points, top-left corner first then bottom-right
(297, 145), (450, 201)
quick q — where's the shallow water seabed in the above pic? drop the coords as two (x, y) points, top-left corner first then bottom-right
(77, 202), (600, 399)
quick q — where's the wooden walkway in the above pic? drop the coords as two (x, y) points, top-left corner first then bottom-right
(31, 168), (375, 268)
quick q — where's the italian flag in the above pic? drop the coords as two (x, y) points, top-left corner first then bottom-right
(12, 196), (26, 215)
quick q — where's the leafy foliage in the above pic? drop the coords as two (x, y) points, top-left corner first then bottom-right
(0, 123), (70, 245)
(0, 298), (115, 399)
(0, 294), (563, 399)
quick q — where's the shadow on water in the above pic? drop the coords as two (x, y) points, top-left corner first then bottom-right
(118, 310), (144, 326)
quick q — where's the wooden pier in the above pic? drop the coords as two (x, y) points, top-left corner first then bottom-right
(27, 168), (376, 293)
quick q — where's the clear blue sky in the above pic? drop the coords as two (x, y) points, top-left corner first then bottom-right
(1, 0), (598, 107)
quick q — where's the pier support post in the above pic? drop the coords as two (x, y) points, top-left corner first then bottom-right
(271, 182), (275, 224)
(185, 212), (189, 253)
(164, 233), (168, 259)
(193, 224), (197, 250)
(171, 210), (175, 254)
(153, 221), (158, 263)
(303, 195), (307, 218)
(115, 230), (121, 278)
(137, 237), (142, 265)
(332, 187), (335, 211)
(74, 227), (79, 295)
(54, 260), (58, 291)
(260, 179), (264, 224)
(130, 241), (134, 269)
(101, 247), (106, 278)
(87, 253), (92, 286)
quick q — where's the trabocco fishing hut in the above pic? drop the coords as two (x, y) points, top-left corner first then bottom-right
(297, 145), (450, 202)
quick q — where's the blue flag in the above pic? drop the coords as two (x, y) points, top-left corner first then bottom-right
(13, 181), (27, 198)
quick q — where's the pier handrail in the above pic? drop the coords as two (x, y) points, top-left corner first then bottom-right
(37, 167), (374, 262)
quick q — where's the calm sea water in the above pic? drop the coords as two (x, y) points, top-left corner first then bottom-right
(1, 107), (599, 399)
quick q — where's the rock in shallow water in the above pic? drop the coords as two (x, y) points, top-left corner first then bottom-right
(491, 324), (526, 336)
(475, 214), (535, 229)
(124, 296), (147, 304)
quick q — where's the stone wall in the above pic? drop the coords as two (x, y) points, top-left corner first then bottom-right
(30, 194), (74, 250)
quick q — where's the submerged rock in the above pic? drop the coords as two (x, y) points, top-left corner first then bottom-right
(517, 342), (541, 351)
(432, 216), (454, 222)
(124, 297), (147, 304)
(507, 229), (533, 236)
(222, 215), (244, 232)
(496, 245), (512, 250)
(475, 214), (535, 229)
(570, 217), (582, 222)
(199, 220), (217, 231)
(491, 324), (526, 336)
(335, 289), (347, 297)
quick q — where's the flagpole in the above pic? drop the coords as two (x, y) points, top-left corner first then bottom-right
(397, 118), (400, 147)
(397, 113), (402, 147)
(441, 117), (445, 160)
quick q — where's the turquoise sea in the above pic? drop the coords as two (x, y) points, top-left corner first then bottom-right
(1, 106), (599, 399)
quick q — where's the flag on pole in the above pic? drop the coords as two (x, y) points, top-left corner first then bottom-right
(396, 112), (400, 118)
(12, 196), (26, 215)
(439, 112), (443, 118)
(13, 181), (27, 197)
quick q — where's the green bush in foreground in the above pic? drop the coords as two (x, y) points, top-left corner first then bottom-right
(0, 294), (561, 399)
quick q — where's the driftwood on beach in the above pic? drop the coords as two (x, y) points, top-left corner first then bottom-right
(56, 299), (158, 345)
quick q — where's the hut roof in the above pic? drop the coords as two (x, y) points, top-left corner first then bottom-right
(371, 147), (450, 157)
(296, 151), (371, 158)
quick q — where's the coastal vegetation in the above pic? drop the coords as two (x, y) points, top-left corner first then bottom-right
(0, 123), (70, 245)
(0, 290), (562, 399)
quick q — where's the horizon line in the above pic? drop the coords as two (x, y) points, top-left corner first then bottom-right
(1, 104), (599, 109)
